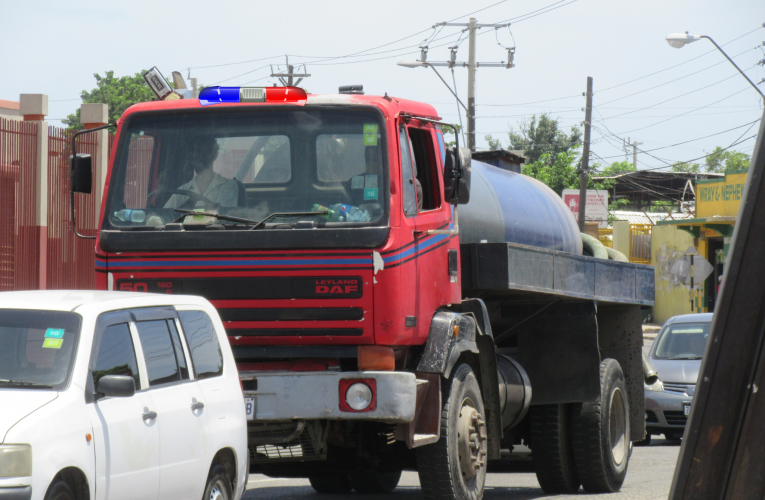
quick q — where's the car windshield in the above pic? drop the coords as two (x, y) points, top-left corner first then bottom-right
(105, 108), (387, 229)
(653, 322), (710, 360)
(0, 310), (82, 390)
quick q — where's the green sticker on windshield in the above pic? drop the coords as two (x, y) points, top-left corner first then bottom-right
(42, 338), (63, 349)
(363, 123), (378, 146)
(364, 188), (378, 200)
(45, 328), (65, 339)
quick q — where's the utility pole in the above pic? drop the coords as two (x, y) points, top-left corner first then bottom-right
(577, 76), (593, 232)
(398, 18), (514, 152)
(631, 140), (643, 168)
(467, 18), (477, 151)
(270, 55), (311, 87)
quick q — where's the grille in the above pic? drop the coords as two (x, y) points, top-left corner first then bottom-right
(664, 383), (690, 395)
(664, 411), (688, 426)
(249, 421), (327, 463)
(646, 410), (659, 423)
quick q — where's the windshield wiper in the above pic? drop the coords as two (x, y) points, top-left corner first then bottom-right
(250, 211), (329, 230)
(172, 209), (260, 226)
(669, 355), (703, 360)
(0, 379), (54, 389)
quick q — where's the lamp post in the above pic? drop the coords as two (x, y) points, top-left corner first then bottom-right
(665, 31), (765, 99)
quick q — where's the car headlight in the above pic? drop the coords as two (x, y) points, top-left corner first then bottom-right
(0, 445), (32, 477)
(644, 378), (664, 392)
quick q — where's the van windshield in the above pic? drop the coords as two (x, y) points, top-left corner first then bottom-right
(105, 108), (387, 230)
(0, 310), (82, 390)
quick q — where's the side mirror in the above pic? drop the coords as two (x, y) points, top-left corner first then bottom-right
(70, 154), (92, 194)
(443, 147), (472, 205)
(96, 375), (136, 398)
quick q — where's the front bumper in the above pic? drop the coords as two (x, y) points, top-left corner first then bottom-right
(0, 486), (32, 500)
(241, 370), (417, 422)
(645, 389), (692, 434)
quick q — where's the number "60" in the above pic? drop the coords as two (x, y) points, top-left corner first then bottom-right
(120, 282), (148, 292)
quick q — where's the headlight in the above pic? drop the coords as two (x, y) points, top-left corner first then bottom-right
(0, 445), (32, 477)
(345, 382), (373, 411)
(644, 378), (664, 392)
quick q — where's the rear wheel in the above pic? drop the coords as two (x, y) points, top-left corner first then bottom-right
(349, 470), (402, 493)
(417, 363), (488, 500)
(571, 358), (630, 493)
(308, 475), (352, 494)
(530, 404), (580, 494)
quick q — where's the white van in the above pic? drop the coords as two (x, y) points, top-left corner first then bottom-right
(0, 291), (248, 500)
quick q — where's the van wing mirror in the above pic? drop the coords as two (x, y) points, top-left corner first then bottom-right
(70, 154), (92, 194)
(96, 375), (136, 398)
(443, 146), (472, 205)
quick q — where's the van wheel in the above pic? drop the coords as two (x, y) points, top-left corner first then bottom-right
(309, 475), (352, 494)
(530, 404), (580, 494)
(203, 464), (232, 500)
(571, 358), (630, 493)
(417, 363), (487, 500)
(349, 470), (402, 493)
(45, 480), (75, 500)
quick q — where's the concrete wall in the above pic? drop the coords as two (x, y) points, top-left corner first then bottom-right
(651, 224), (695, 324)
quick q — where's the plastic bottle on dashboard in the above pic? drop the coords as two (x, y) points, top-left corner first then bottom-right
(113, 209), (146, 223)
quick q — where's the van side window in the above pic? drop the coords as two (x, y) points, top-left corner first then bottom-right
(178, 311), (224, 380)
(135, 320), (181, 387)
(399, 126), (417, 217)
(408, 127), (441, 211)
(167, 320), (189, 380)
(92, 323), (141, 391)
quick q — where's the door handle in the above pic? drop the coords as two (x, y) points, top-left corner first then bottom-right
(142, 410), (157, 420)
(191, 401), (205, 411)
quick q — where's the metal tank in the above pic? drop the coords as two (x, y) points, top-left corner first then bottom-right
(459, 160), (583, 255)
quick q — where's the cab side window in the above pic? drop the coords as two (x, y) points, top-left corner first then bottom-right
(407, 127), (441, 212)
(135, 320), (186, 387)
(399, 126), (418, 217)
(92, 323), (141, 391)
(178, 311), (224, 380)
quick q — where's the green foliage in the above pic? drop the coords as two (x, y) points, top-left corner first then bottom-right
(704, 147), (750, 172)
(442, 124), (463, 147)
(671, 161), (701, 173)
(506, 114), (582, 165)
(62, 71), (158, 130)
(521, 147), (581, 196)
(484, 133), (502, 150)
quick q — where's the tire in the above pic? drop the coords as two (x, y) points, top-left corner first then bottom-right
(571, 358), (631, 493)
(530, 404), (580, 494)
(634, 433), (651, 446)
(45, 480), (75, 500)
(417, 363), (488, 500)
(349, 470), (402, 493)
(308, 475), (352, 494)
(203, 464), (232, 500)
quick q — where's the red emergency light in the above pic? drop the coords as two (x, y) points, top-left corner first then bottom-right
(198, 86), (307, 106)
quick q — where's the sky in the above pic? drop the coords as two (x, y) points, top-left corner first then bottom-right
(2, 0), (763, 171)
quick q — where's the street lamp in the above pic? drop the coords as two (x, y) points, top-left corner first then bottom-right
(665, 31), (765, 99)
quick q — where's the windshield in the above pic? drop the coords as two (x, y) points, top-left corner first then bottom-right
(653, 322), (710, 360)
(105, 108), (387, 229)
(0, 310), (82, 390)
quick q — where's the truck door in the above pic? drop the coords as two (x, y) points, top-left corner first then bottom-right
(399, 122), (453, 339)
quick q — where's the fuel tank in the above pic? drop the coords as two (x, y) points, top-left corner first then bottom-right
(459, 161), (583, 255)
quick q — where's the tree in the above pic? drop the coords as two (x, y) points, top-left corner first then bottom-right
(486, 114), (582, 164)
(63, 71), (158, 129)
(704, 147), (750, 172)
(671, 161), (701, 173)
(441, 124), (463, 147)
(521, 147), (581, 196)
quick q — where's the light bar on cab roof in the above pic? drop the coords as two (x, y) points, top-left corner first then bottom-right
(198, 86), (307, 106)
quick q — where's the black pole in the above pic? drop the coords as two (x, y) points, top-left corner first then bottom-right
(577, 77), (593, 232)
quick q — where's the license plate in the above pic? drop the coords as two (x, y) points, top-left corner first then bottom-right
(683, 402), (691, 416)
(245, 397), (256, 420)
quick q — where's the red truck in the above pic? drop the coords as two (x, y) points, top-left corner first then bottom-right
(70, 84), (653, 499)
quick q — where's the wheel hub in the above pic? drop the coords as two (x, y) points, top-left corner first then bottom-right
(457, 402), (487, 480)
(210, 483), (225, 500)
(609, 387), (627, 465)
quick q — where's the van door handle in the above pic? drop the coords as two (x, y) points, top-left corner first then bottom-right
(142, 410), (157, 420)
(191, 401), (205, 411)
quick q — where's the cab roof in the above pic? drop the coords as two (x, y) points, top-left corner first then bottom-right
(119, 92), (441, 124)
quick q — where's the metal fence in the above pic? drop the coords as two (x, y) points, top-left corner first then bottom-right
(0, 118), (38, 291)
(630, 224), (652, 265)
(47, 126), (101, 290)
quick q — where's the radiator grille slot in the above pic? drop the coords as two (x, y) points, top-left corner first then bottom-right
(664, 411), (687, 426)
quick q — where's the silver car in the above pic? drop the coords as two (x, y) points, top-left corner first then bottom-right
(642, 313), (711, 444)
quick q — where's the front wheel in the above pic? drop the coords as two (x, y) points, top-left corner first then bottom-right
(349, 470), (402, 493)
(417, 363), (488, 500)
(44, 480), (75, 500)
(308, 475), (352, 494)
(203, 464), (232, 500)
(571, 358), (630, 493)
